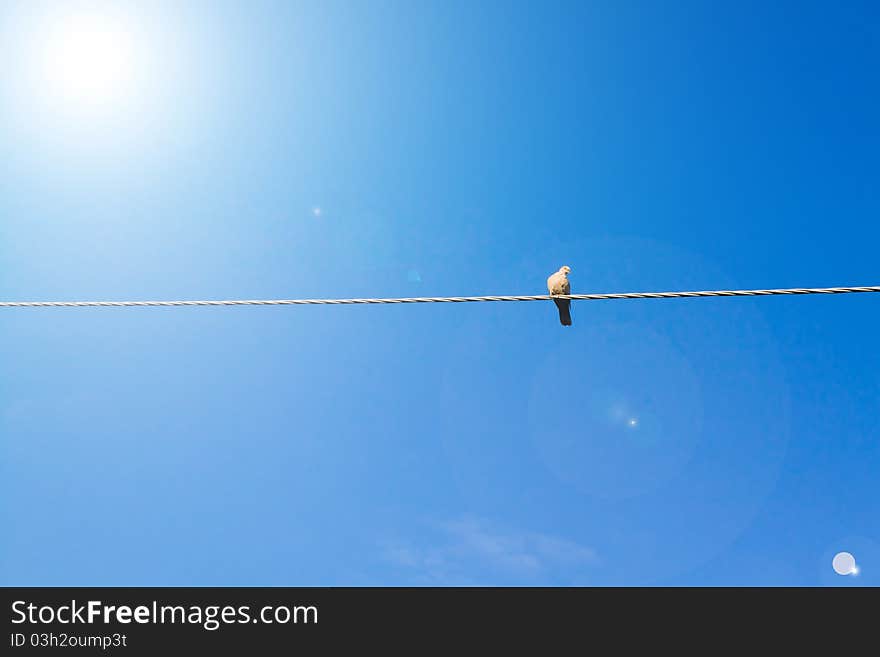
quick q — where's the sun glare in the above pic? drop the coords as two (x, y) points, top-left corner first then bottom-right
(6, 5), (200, 154)
(40, 14), (137, 108)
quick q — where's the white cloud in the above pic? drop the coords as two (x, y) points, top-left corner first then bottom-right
(383, 516), (598, 585)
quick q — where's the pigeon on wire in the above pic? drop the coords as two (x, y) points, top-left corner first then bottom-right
(547, 265), (572, 326)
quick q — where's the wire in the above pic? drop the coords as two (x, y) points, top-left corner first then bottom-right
(1, 285), (878, 308)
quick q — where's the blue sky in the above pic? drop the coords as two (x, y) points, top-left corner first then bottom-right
(1, 0), (877, 586)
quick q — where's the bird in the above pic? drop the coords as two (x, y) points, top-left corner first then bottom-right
(547, 265), (572, 326)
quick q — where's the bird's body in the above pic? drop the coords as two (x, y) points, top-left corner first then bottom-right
(547, 266), (572, 326)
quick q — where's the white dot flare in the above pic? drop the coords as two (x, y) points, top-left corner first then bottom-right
(832, 552), (857, 576)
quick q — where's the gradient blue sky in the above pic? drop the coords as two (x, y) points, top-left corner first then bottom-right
(1, 0), (877, 586)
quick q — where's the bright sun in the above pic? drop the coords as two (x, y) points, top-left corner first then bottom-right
(40, 14), (137, 108)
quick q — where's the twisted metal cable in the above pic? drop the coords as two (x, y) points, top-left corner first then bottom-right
(0, 285), (879, 308)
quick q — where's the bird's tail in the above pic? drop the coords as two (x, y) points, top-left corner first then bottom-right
(554, 298), (572, 326)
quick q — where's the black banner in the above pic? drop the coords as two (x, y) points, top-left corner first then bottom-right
(1, 587), (872, 652)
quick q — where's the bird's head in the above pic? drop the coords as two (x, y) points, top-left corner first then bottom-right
(560, 265), (571, 276)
